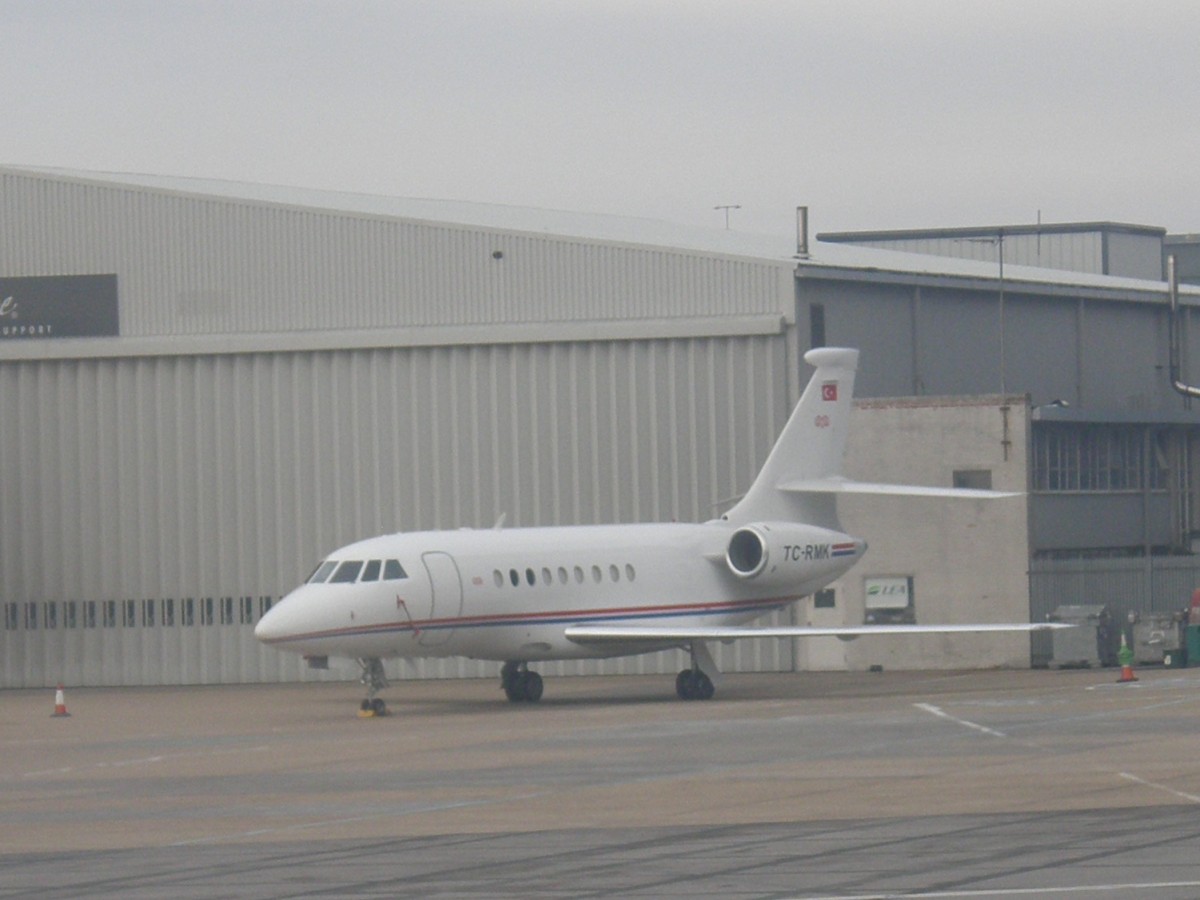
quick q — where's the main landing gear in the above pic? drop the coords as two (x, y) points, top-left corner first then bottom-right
(675, 668), (714, 701)
(675, 641), (716, 701)
(358, 657), (389, 717)
(501, 660), (544, 703)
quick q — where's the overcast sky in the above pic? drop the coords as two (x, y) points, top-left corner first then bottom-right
(3, 0), (1198, 239)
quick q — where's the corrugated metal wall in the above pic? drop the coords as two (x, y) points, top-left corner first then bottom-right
(1029, 556), (1200, 666)
(0, 333), (795, 688)
(0, 170), (794, 338)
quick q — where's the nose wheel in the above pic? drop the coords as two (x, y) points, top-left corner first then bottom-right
(501, 660), (544, 703)
(357, 657), (389, 717)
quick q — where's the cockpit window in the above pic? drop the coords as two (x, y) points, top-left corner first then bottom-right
(307, 561), (338, 584)
(361, 560), (382, 582)
(329, 561), (364, 583)
(383, 559), (407, 580)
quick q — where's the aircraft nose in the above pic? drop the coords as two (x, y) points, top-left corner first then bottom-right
(254, 601), (289, 644)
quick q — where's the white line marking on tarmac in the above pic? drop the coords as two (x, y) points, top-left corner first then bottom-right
(913, 703), (1006, 738)
(789, 880), (1200, 898)
(1118, 771), (1200, 804)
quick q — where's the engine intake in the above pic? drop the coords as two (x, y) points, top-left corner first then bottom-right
(726, 526), (769, 578)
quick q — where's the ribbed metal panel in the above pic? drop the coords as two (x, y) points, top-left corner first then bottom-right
(0, 170), (793, 340)
(1, 334), (793, 688)
(848, 232), (1107, 275)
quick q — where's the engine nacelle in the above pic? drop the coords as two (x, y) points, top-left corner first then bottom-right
(725, 522), (859, 588)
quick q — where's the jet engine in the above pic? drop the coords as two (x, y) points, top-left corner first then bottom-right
(724, 522), (857, 588)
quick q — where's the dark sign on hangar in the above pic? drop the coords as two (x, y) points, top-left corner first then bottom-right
(0, 274), (119, 339)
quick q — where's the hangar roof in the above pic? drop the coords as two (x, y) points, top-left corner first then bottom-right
(5, 165), (1196, 303)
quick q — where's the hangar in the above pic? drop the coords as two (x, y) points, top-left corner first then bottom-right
(3, 165), (1199, 688)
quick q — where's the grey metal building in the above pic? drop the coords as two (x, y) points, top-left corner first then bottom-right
(4, 166), (1200, 688)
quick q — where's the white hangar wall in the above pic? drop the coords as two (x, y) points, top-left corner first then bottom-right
(1, 167), (810, 688)
(0, 169), (794, 339)
(2, 327), (803, 689)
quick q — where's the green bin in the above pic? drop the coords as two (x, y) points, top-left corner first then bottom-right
(1187, 625), (1200, 667)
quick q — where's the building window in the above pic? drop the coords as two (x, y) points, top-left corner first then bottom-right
(814, 589), (836, 609)
(163, 599), (175, 627)
(182, 598), (195, 627)
(240, 597), (254, 624)
(810, 303), (826, 348)
(142, 600), (155, 627)
(25, 603), (37, 630)
(258, 596), (273, 618)
(123, 600), (137, 628)
(44, 602), (57, 630)
(83, 601), (97, 629)
(221, 597), (234, 625)
(103, 601), (116, 628)
(1033, 424), (1153, 493)
(64, 601), (77, 629)
(5, 602), (19, 630)
(953, 469), (992, 490)
(200, 597), (214, 626)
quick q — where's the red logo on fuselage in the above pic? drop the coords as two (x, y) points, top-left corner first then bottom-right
(822, 382), (838, 402)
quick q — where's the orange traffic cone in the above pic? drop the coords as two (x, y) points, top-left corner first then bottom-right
(1116, 635), (1138, 684)
(51, 684), (71, 717)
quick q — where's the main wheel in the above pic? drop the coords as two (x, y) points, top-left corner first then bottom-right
(522, 670), (544, 702)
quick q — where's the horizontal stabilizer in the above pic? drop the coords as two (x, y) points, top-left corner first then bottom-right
(779, 476), (1021, 500)
(565, 622), (1068, 645)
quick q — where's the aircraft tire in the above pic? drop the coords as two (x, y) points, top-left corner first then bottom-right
(523, 671), (544, 702)
(676, 669), (714, 701)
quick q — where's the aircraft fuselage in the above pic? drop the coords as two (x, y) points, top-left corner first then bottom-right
(255, 520), (864, 663)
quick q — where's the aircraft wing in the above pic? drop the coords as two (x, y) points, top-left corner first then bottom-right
(564, 622), (1068, 645)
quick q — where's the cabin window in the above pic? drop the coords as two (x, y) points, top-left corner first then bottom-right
(574, 566), (584, 584)
(526, 568), (536, 586)
(383, 559), (407, 580)
(609, 564), (620, 583)
(541, 567), (552, 585)
(510, 568), (520, 587)
(493, 570), (504, 588)
(557, 567), (568, 585)
(361, 560), (382, 582)
(591, 565), (602, 584)
(308, 561), (337, 584)
(625, 564), (636, 582)
(330, 561), (364, 583)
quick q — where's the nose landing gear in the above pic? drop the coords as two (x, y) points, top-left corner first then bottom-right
(501, 660), (544, 703)
(357, 657), (389, 717)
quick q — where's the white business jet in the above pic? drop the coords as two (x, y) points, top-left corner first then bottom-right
(256, 347), (1059, 715)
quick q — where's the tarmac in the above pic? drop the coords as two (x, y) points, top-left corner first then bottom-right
(3, 666), (1200, 898)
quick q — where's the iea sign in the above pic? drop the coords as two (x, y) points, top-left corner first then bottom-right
(0, 274), (118, 339)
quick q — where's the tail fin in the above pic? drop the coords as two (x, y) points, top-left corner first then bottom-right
(724, 347), (858, 528)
